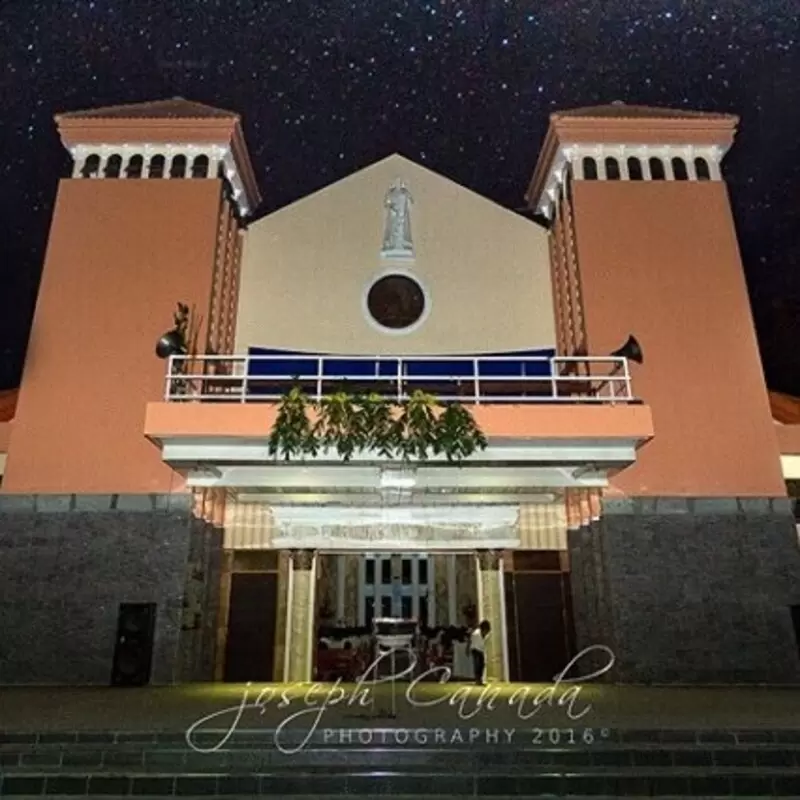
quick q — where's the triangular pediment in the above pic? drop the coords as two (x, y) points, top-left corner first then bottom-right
(237, 153), (554, 358)
(256, 153), (535, 224)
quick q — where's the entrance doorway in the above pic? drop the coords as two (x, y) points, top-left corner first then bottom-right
(504, 550), (575, 682)
(224, 572), (278, 682)
(359, 554), (433, 626)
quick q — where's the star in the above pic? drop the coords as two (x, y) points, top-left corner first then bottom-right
(0, 0), (797, 393)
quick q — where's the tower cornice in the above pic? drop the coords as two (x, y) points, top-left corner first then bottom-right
(54, 98), (262, 216)
(525, 104), (739, 219)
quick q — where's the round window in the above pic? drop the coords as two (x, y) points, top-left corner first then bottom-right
(366, 274), (426, 331)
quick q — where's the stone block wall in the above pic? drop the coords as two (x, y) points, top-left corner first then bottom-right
(569, 497), (800, 684)
(0, 493), (215, 685)
(567, 522), (616, 678)
(176, 515), (224, 682)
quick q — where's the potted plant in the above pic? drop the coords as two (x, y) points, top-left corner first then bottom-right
(315, 388), (360, 461)
(268, 383), (317, 460)
(355, 391), (400, 457)
(394, 390), (440, 460)
(267, 385), (487, 464)
(434, 403), (488, 462)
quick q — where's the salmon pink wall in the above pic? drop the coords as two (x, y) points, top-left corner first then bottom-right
(2, 179), (224, 494)
(570, 180), (785, 497)
(144, 400), (654, 444)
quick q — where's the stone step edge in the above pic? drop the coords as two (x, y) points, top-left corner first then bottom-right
(0, 762), (795, 773)
(0, 772), (794, 799)
(3, 741), (800, 751)
(2, 729), (800, 744)
(4, 766), (800, 777)
(0, 792), (661, 800)
(0, 793), (778, 800)
(1, 753), (795, 771)
(2, 747), (800, 760)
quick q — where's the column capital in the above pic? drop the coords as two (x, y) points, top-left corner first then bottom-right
(290, 549), (316, 570)
(477, 549), (501, 571)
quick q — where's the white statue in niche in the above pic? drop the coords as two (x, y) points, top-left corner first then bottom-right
(381, 180), (414, 259)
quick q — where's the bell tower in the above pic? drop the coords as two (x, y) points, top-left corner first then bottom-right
(528, 103), (783, 499)
(2, 98), (261, 494)
(528, 104), (800, 684)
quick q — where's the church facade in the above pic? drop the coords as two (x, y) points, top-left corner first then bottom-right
(0, 98), (798, 686)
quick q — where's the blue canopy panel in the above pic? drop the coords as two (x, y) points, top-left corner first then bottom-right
(245, 347), (556, 400)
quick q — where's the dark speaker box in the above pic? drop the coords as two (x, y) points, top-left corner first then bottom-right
(111, 602), (157, 687)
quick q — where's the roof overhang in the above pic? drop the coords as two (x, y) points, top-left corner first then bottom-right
(0, 420), (11, 477)
(782, 456), (800, 481)
(776, 423), (800, 480)
(525, 109), (739, 219)
(145, 401), (653, 500)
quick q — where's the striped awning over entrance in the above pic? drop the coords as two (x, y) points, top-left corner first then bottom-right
(222, 498), (572, 551)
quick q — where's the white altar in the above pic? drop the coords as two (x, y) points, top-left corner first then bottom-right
(452, 641), (472, 679)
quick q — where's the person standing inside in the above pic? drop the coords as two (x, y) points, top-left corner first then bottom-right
(469, 620), (491, 685)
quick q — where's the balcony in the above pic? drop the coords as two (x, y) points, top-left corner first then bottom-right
(144, 352), (654, 500)
(159, 352), (636, 404)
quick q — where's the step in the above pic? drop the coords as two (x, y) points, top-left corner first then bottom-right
(1, 744), (799, 771)
(0, 794), (664, 800)
(2, 769), (800, 796)
(2, 728), (800, 796)
(3, 727), (800, 748)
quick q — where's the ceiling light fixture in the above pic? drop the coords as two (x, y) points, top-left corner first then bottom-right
(379, 469), (416, 489)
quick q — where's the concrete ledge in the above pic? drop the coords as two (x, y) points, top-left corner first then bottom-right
(602, 497), (794, 516)
(0, 494), (193, 514)
(73, 495), (117, 512)
(692, 498), (741, 514)
(654, 498), (691, 515)
(0, 495), (37, 512)
(35, 495), (74, 512)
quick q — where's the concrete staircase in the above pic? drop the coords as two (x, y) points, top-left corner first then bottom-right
(2, 727), (800, 796)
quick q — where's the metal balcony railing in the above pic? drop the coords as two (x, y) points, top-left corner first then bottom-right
(163, 354), (637, 405)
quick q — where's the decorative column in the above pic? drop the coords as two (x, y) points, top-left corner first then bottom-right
(476, 550), (508, 682)
(571, 152), (584, 181)
(431, 554), (449, 626)
(685, 150), (698, 181)
(71, 147), (88, 177)
(640, 152), (652, 180)
(97, 151), (111, 179)
(447, 555), (458, 625)
(118, 149), (129, 179)
(595, 149), (608, 180)
(663, 152), (675, 180)
(284, 549), (317, 682)
(272, 551), (290, 681)
(209, 146), (226, 180)
(617, 150), (630, 180)
(456, 553), (477, 626)
(336, 555), (346, 623)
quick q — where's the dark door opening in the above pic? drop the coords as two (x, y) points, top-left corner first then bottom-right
(505, 553), (575, 682)
(224, 572), (278, 681)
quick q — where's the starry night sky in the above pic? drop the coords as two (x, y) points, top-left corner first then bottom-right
(1, 0), (798, 393)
